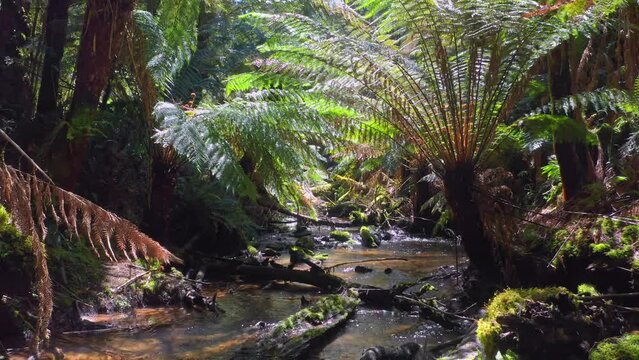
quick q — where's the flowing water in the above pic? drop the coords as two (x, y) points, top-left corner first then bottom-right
(25, 229), (462, 359)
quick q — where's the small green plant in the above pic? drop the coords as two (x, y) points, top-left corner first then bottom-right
(416, 283), (436, 295)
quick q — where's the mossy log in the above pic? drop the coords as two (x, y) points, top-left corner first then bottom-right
(234, 293), (360, 359)
(203, 256), (345, 291)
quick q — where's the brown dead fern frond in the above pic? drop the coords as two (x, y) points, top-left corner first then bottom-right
(0, 164), (180, 263)
(0, 163), (179, 355)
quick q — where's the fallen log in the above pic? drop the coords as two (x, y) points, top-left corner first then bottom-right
(235, 264), (345, 291)
(233, 292), (360, 359)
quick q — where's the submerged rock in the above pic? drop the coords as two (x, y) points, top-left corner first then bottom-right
(355, 265), (374, 273)
(360, 342), (432, 360)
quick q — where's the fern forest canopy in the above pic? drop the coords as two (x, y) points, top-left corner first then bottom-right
(2, 0), (639, 359)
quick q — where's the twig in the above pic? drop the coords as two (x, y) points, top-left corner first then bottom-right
(0, 129), (53, 183)
(324, 257), (408, 270)
(127, 264), (212, 285)
(427, 334), (466, 354)
(581, 292), (639, 300)
(394, 295), (476, 323)
(113, 271), (151, 293)
(547, 227), (578, 268)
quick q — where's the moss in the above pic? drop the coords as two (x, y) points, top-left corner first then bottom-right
(621, 225), (639, 246)
(273, 294), (360, 336)
(477, 287), (572, 359)
(590, 243), (612, 254)
(605, 245), (634, 261)
(246, 244), (259, 256)
(598, 217), (617, 239)
(577, 283), (599, 296)
(590, 333), (639, 360)
(329, 230), (352, 242)
(312, 252), (329, 261)
(349, 211), (368, 225)
(359, 226), (378, 248)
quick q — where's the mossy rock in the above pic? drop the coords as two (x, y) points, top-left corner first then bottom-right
(349, 211), (368, 225)
(477, 287), (573, 359)
(590, 333), (639, 360)
(359, 226), (379, 248)
(329, 230), (352, 242)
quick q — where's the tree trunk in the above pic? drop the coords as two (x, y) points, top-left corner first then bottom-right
(443, 162), (501, 281)
(547, 46), (598, 202)
(0, 0), (33, 141)
(36, 0), (71, 123)
(48, 0), (136, 188)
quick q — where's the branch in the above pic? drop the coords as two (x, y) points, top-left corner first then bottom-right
(0, 129), (53, 183)
(581, 292), (639, 300)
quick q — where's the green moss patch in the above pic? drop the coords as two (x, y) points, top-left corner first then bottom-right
(359, 226), (379, 248)
(349, 211), (368, 225)
(273, 294), (360, 337)
(477, 287), (572, 359)
(329, 230), (352, 242)
(590, 333), (639, 360)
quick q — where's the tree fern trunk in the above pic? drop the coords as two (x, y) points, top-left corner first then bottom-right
(548, 45), (598, 203)
(49, 0), (135, 188)
(443, 162), (500, 282)
(36, 0), (71, 122)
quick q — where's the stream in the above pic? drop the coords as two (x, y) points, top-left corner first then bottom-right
(36, 228), (463, 359)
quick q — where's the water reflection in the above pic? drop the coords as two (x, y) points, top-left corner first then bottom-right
(42, 233), (459, 359)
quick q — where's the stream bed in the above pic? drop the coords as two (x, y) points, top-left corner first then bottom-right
(40, 229), (463, 359)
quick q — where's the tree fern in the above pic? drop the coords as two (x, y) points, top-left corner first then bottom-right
(132, 0), (201, 97)
(153, 89), (361, 210)
(228, 0), (629, 278)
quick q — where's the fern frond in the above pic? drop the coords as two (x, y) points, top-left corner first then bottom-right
(0, 164), (178, 263)
(529, 88), (632, 116)
(0, 163), (178, 354)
